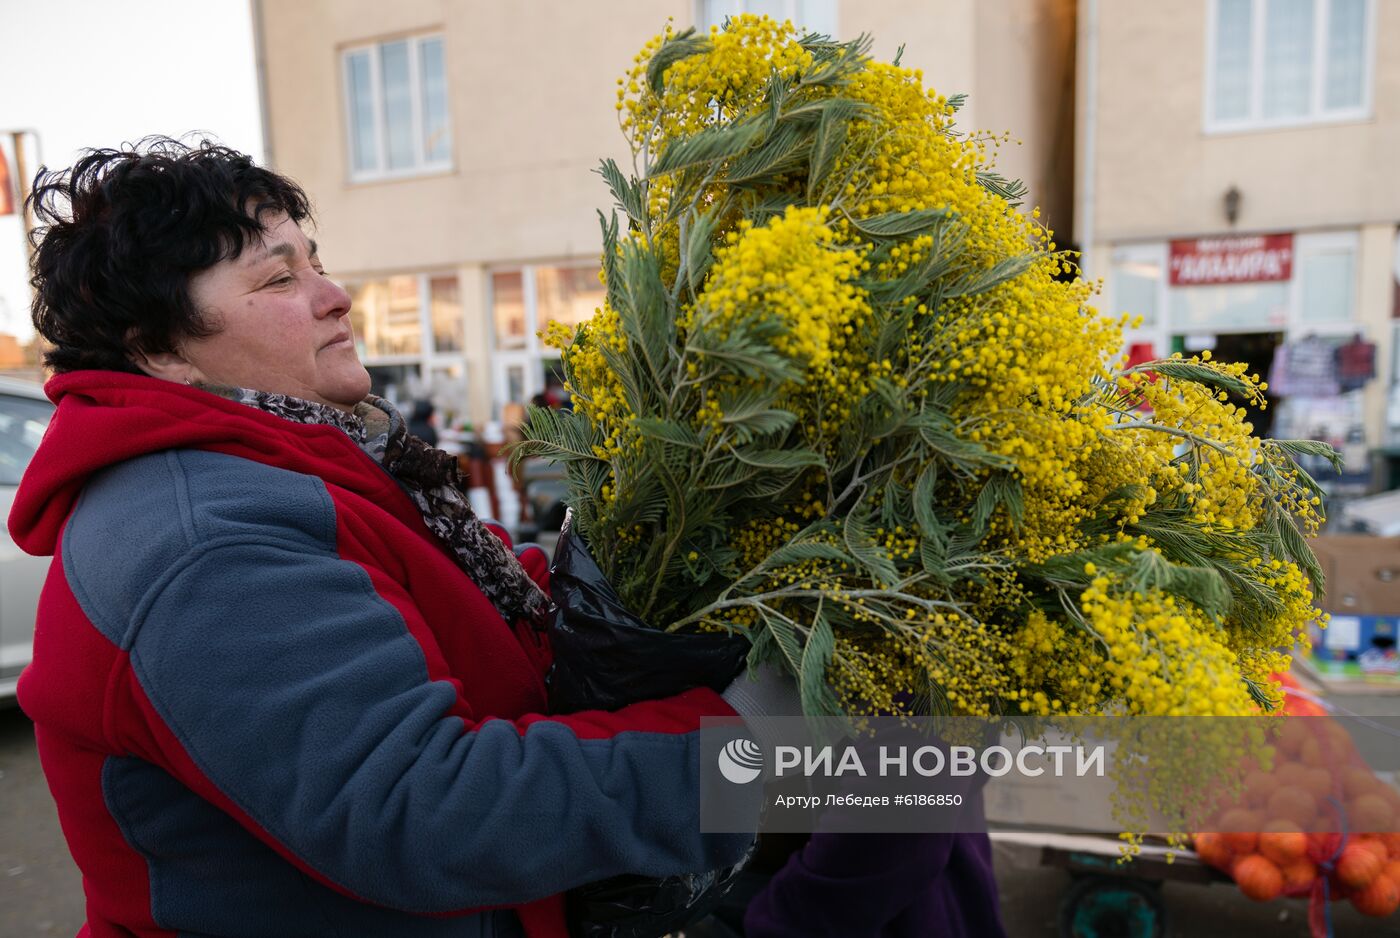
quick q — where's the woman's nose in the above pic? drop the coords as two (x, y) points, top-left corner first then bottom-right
(316, 275), (353, 319)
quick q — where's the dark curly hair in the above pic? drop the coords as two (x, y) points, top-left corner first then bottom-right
(28, 137), (313, 374)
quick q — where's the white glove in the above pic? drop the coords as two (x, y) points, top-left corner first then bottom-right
(722, 663), (803, 754)
(722, 662), (803, 718)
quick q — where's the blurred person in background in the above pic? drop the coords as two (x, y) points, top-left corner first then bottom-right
(408, 398), (439, 446)
(8, 138), (785, 938)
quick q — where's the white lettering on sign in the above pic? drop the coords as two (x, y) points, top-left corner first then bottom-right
(1169, 233), (1293, 286)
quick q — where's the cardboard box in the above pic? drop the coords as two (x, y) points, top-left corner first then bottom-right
(982, 734), (1173, 833)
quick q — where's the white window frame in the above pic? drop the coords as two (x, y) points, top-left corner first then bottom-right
(341, 34), (454, 182)
(696, 0), (838, 35)
(1204, 0), (1375, 134)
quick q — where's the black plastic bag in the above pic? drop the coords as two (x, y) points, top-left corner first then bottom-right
(546, 510), (750, 714)
(545, 510), (755, 938)
(563, 841), (757, 938)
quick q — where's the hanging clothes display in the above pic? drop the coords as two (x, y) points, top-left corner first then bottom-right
(1270, 335), (1340, 398)
(1335, 333), (1377, 393)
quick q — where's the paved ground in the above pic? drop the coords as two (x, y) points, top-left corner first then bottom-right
(4, 696), (1400, 937)
(0, 703), (83, 935)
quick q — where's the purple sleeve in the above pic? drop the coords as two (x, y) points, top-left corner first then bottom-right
(743, 822), (1006, 937)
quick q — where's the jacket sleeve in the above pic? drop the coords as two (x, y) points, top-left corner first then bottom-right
(111, 532), (754, 915)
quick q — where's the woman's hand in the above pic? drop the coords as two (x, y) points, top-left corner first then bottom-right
(722, 663), (802, 752)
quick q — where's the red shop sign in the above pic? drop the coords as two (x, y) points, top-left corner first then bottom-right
(1168, 233), (1293, 286)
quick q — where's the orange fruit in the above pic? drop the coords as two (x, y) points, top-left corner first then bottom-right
(1299, 767), (1334, 802)
(1267, 787), (1317, 827)
(1299, 737), (1330, 767)
(1354, 837), (1390, 863)
(1277, 719), (1310, 757)
(1323, 721), (1358, 760)
(1337, 844), (1384, 890)
(1259, 830), (1307, 866)
(1351, 874), (1400, 918)
(1275, 761), (1311, 787)
(1223, 831), (1258, 855)
(1281, 858), (1317, 894)
(1214, 810), (1261, 856)
(1262, 817), (1303, 833)
(1193, 832), (1233, 870)
(1309, 831), (1344, 860)
(1343, 766), (1383, 800)
(1234, 854), (1285, 902)
(1241, 769), (1274, 808)
(1351, 794), (1396, 833)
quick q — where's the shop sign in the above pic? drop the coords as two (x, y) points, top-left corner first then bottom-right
(1168, 234), (1293, 286)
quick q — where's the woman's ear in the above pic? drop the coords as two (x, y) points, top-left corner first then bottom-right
(128, 345), (199, 385)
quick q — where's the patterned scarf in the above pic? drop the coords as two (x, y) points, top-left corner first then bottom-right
(205, 385), (552, 628)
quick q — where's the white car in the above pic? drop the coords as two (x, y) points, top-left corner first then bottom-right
(0, 376), (55, 701)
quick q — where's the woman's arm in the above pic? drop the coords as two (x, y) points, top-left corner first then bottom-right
(65, 450), (756, 916)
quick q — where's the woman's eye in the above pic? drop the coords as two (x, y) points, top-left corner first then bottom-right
(268, 275), (294, 287)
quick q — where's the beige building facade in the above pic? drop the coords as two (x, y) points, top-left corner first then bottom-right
(1080, 0), (1400, 479)
(254, 0), (1076, 428)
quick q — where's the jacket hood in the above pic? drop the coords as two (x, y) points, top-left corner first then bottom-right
(9, 370), (405, 557)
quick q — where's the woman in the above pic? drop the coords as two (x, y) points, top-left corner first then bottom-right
(11, 139), (785, 938)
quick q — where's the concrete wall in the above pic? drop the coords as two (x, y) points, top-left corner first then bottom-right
(261, 0), (687, 274)
(259, 0), (1076, 421)
(975, 0), (1078, 240)
(842, 0), (1078, 238)
(841, 1), (979, 125)
(262, 0), (1076, 263)
(1081, 0), (1400, 455)
(1088, 0), (1400, 242)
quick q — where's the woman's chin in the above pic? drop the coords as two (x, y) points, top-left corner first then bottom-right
(317, 363), (372, 409)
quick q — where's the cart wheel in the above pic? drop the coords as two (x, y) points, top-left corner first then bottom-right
(1057, 875), (1165, 938)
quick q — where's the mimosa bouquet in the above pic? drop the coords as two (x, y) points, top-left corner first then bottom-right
(513, 16), (1348, 936)
(519, 14), (1334, 725)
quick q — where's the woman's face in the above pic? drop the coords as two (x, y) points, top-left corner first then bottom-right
(180, 213), (371, 411)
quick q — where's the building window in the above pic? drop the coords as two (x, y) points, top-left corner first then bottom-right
(347, 270), (467, 361)
(1297, 231), (1357, 323)
(490, 265), (603, 348)
(699, 0), (837, 35)
(1110, 244), (1166, 329)
(492, 271), (528, 350)
(1207, 0), (1372, 132)
(489, 264), (605, 413)
(536, 266), (604, 333)
(348, 275), (422, 358)
(429, 275), (464, 353)
(342, 35), (452, 180)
